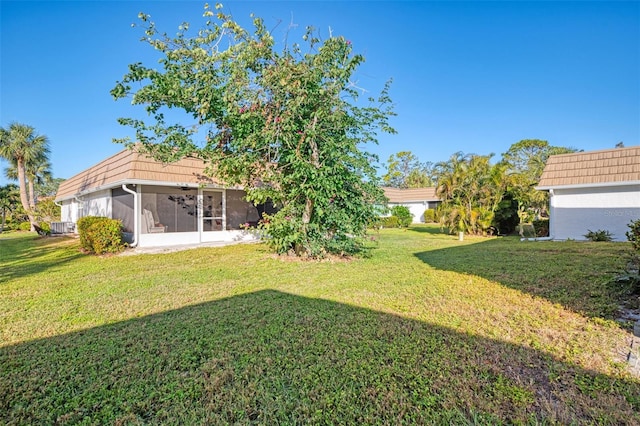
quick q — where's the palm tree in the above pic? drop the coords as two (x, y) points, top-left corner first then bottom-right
(5, 153), (53, 209)
(0, 183), (20, 233)
(0, 122), (50, 230)
(434, 152), (506, 236)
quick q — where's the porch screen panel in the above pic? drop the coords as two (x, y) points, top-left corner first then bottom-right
(226, 190), (257, 230)
(203, 191), (223, 232)
(141, 186), (198, 233)
(112, 188), (134, 233)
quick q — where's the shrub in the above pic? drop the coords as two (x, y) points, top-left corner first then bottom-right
(626, 219), (640, 252)
(18, 222), (31, 231)
(379, 216), (400, 228)
(532, 219), (549, 237)
(584, 229), (613, 242)
(77, 216), (126, 254)
(77, 216), (105, 250)
(615, 219), (640, 295)
(423, 209), (435, 223)
(390, 206), (412, 227)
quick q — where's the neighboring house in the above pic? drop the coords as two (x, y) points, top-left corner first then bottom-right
(382, 187), (440, 223)
(55, 148), (269, 248)
(537, 146), (640, 242)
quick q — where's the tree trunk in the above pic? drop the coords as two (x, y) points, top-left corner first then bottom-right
(1, 207), (6, 233)
(16, 159), (37, 231)
(28, 178), (36, 210)
(298, 116), (320, 256)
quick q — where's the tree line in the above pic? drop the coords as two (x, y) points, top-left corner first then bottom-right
(382, 140), (578, 235)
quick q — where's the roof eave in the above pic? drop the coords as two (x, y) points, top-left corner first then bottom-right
(55, 179), (240, 202)
(536, 180), (640, 191)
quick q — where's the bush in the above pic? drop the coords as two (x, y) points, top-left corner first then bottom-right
(615, 219), (640, 295)
(423, 209), (435, 223)
(77, 216), (105, 250)
(584, 229), (613, 242)
(378, 216), (400, 228)
(77, 216), (126, 254)
(626, 219), (640, 252)
(18, 222), (31, 231)
(390, 206), (412, 227)
(532, 219), (549, 237)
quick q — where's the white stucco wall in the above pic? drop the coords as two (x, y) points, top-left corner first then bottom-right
(60, 201), (74, 223)
(388, 202), (434, 223)
(78, 189), (112, 219)
(549, 184), (640, 241)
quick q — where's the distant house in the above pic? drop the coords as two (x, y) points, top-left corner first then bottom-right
(55, 149), (267, 248)
(537, 146), (640, 241)
(382, 187), (440, 223)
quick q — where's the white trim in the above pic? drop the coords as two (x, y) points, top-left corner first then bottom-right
(537, 180), (640, 191)
(55, 178), (243, 202)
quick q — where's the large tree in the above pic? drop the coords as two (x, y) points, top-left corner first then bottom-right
(500, 139), (577, 221)
(0, 122), (50, 230)
(382, 151), (434, 188)
(111, 4), (395, 257)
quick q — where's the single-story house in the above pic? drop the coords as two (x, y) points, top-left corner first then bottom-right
(55, 148), (271, 248)
(537, 146), (639, 242)
(382, 187), (440, 223)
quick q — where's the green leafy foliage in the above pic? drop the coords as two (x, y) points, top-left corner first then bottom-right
(111, 4), (395, 258)
(390, 205), (412, 227)
(423, 209), (435, 223)
(584, 229), (614, 242)
(377, 215), (399, 228)
(617, 219), (640, 294)
(77, 216), (126, 254)
(500, 139), (577, 222)
(435, 152), (505, 235)
(626, 219), (640, 252)
(531, 219), (549, 237)
(383, 151), (434, 188)
(18, 222), (30, 231)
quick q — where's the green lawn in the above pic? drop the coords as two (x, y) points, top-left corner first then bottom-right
(1, 227), (638, 424)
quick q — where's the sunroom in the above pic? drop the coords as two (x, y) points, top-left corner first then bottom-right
(55, 148), (272, 248)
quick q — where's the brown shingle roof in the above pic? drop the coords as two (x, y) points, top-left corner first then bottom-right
(55, 149), (223, 201)
(383, 187), (439, 203)
(537, 146), (640, 189)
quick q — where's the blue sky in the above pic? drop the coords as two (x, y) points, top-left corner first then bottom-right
(1, 1), (638, 186)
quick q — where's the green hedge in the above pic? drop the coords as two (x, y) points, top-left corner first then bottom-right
(376, 216), (400, 228)
(77, 216), (126, 254)
(423, 209), (435, 223)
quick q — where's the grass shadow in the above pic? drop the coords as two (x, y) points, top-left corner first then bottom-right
(406, 223), (447, 235)
(414, 238), (629, 319)
(0, 234), (84, 283)
(1, 290), (638, 424)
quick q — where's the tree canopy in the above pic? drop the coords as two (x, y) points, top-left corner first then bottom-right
(382, 151), (434, 188)
(112, 4), (395, 257)
(500, 139), (577, 221)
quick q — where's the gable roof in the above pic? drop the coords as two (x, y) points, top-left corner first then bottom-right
(537, 146), (640, 189)
(383, 187), (439, 203)
(56, 149), (223, 201)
